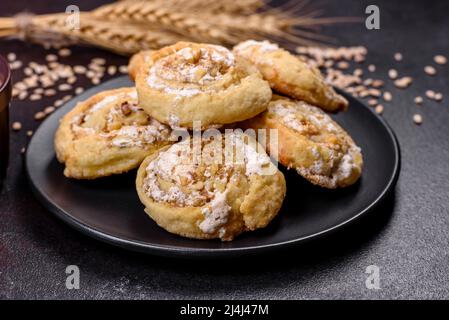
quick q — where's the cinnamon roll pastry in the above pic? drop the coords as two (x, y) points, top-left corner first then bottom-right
(240, 96), (363, 189)
(233, 40), (348, 113)
(128, 50), (152, 81)
(55, 87), (174, 179)
(136, 132), (286, 241)
(135, 42), (272, 129)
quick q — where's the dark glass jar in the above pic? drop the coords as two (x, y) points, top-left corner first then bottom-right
(0, 54), (11, 186)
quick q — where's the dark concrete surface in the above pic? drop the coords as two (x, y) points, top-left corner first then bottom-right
(0, 0), (448, 299)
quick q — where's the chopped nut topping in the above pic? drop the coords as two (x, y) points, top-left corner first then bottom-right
(121, 102), (132, 116)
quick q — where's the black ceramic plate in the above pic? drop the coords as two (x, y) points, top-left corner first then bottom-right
(26, 76), (400, 258)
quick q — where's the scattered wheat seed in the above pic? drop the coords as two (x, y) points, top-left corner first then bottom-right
(92, 58), (106, 65)
(58, 84), (71, 91)
(86, 70), (95, 79)
(34, 112), (46, 120)
(324, 60), (334, 68)
(383, 91), (392, 102)
(67, 76), (76, 84)
(363, 78), (373, 86)
(394, 77), (413, 89)
(434, 92), (443, 101)
(372, 80), (384, 88)
(12, 122), (22, 131)
(75, 87), (84, 95)
(44, 89), (56, 96)
(424, 66), (437, 76)
(58, 48), (71, 57)
(375, 104), (384, 114)
(26, 130), (33, 137)
(413, 114), (423, 125)
(119, 65), (128, 73)
(337, 61), (350, 69)
(368, 64), (376, 72)
(10, 61), (23, 70)
(426, 90), (436, 99)
(30, 94), (42, 101)
(359, 90), (370, 98)
(54, 100), (64, 107)
(394, 52), (403, 61)
(24, 67), (33, 76)
(355, 55), (365, 63)
(107, 65), (117, 75)
(45, 54), (58, 62)
(368, 99), (378, 106)
(44, 106), (56, 114)
(74, 65), (87, 74)
(62, 95), (72, 102)
(369, 88), (382, 97)
(388, 69), (398, 80)
(21, 147), (26, 154)
(434, 55), (447, 65)
(7, 52), (16, 62)
(414, 96), (423, 105)
(18, 91), (28, 100)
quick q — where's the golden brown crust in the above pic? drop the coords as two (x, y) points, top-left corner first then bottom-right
(136, 132), (286, 241)
(240, 95), (363, 188)
(128, 50), (152, 81)
(233, 40), (348, 113)
(135, 42), (272, 129)
(55, 87), (174, 179)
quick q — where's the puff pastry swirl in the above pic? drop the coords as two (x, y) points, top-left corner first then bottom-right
(136, 42), (272, 129)
(240, 95), (363, 188)
(233, 40), (348, 112)
(55, 87), (174, 179)
(136, 132), (286, 241)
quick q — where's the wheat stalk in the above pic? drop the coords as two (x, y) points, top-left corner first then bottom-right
(92, 1), (237, 44)
(0, 0), (352, 54)
(119, 0), (265, 14)
(92, 0), (344, 47)
(0, 13), (183, 54)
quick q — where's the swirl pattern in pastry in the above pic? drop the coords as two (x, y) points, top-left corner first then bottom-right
(233, 40), (348, 113)
(55, 87), (174, 179)
(240, 95), (363, 188)
(136, 42), (272, 129)
(136, 132), (286, 241)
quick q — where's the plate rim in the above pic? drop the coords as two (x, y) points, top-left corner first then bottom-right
(25, 77), (401, 258)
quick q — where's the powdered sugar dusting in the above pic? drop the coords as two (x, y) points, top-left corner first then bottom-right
(89, 95), (118, 113)
(269, 99), (361, 188)
(270, 101), (338, 133)
(199, 190), (230, 235)
(146, 44), (235, 98)
(234, 40), (280, 54)
(142, 132), (275, 237)
(70, 89), (171, 147)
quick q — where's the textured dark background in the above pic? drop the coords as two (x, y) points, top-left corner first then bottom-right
(1, 0), (448, 299)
